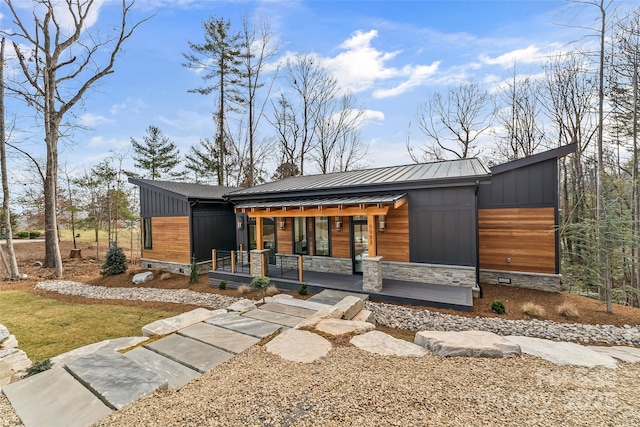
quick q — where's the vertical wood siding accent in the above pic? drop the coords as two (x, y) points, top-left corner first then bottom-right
(307, 217), (315, 256)
(331, 216), (351, 259)
(277, 217), (293, 254)
(479, 207), (555, 274)
(143, 216), (190, 264)
(377, 203), (410, 262)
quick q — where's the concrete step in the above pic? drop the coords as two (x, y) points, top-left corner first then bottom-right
(145, 334), (234, 373)
(2, 367), (112, 427)
(258, 302), (317, 318)
(266, 295), (331, 311)
(65, 351), (168, 410)
(308, 289), (369, 306)
(124, 347), (201, 389)
(205, 312), (282, 338)
(244, 308), (305, 328)
(178, 322), (260, 354)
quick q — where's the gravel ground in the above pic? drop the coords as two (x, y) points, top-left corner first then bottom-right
(93, 345), (640, 427)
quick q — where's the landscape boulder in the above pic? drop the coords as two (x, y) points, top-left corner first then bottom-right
(315, 319), (375, 336)
(132, 271), (154, 285)
(265, 329), (332, 363)
(351, 331), (427, 357)
(0, 324), (9, 344)
(333, 296), (364, 320)
(227, 299), (257, 313)
(415, 330), (521, 358)
(142, 308), (226, 337)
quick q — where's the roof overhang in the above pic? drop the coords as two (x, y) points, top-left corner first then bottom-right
(490, 143), (577, 175)
(234, 194), (407, 217)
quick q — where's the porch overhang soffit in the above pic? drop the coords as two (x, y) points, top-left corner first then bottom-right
(234, 194), (408, 217)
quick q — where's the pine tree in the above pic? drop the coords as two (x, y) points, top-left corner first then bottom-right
(130, 125), (181, 180)
(101, 243), (128, 276)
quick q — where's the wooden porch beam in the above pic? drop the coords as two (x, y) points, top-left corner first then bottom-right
(394, 196), (408, 209)
(247, 205), (389, 218)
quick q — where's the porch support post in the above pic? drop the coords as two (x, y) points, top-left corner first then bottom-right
(366, 215), (377, 257)
(231, 250), (236, 273)
(251, 249), (270, 277)
(298, 255), (304, 282)
(255, 217), (264, 250)
(362, 255), (383, 292)
(212, 249), (217, 270)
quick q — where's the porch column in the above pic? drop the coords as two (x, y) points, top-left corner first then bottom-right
(255, 217), (264, 250)
(366, 215), (377, 257)
(362, 255), (383, 292)
(250, 249), (270, 277)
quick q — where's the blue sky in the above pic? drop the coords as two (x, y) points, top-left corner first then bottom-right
(0, 0), (623, 184)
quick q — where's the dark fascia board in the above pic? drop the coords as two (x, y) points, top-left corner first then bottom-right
(129, 177), (189, 203)
(490, 143), (577, 175)
(225, 175), (491, 203)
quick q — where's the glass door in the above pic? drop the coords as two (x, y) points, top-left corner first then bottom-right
(351, 217), (368, 274)
(263, 218), (277, 265)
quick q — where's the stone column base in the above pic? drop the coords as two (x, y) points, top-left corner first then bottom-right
(250, 249), (271, 277)
(362, 256), (383, 292)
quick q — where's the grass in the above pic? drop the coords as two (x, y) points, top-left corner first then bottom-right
(0, 290), (179, 361)
(556, 301), (580, 319)
(521, 302), (546, 318)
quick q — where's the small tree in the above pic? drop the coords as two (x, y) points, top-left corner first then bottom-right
(101, 243), (128, 276)
(189, 254), (198, 285)
(250, 275), (270, 303)
(130, 125), (182, 180)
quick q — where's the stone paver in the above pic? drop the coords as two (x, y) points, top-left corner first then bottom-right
(65, 351), (168, 410)
(259, 302), (317, 318)
(333, 296), (364, 320)
(142, 308), (227, 337)
(267, 294), (331, 311)
(351, 309), (375, 323)
(415, 331), (521, 358)
(179, 322), (260, 354)
(265, 329), (332, 363)
(294, 306), (344, 329)
(588, 346), (640, 363)
(51, 336), (148, 368)
(124, 347), (200, 389)
(315, 319), (376, 336)
(243, 308), (305, 328)
(206, 312), (281, 338)
(227, 299), (257, 312)
(351, 331), (427, 357)
(308, 289), (369, 306)
(505, 336), (618, 368)
(145, 334), (234, 373)
(3, 367), (112, 427)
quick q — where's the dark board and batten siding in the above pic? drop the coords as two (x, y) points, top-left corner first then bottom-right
(140, 187), (190, 217)
(191, 205), (237, 262)
(408, 187), (476, 267)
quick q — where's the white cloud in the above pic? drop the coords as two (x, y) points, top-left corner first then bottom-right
(361, 109), (384, 124)
(110, 98), (148, 115)
(79, 113), (113, 127)
(479, 43), (564, 68)
(372, 62), (440, 98)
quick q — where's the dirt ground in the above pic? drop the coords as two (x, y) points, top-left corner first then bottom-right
(2, 240), (640, 328)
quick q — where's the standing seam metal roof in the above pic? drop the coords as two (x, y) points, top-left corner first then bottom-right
(227, 158), (489, 197)
(129, 178), (236, 200)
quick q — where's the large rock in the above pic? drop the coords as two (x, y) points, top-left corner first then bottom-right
(294, 306), (344, 330)
(0, 348), (32, 373)
(505, 336), (618, 368)
(265, 329), (332, 363)
(0, 335), (18, 350)
(0, 324), (9, 344)
(587, 346), (640, 364)
(351, 331), (427, 357)
(315, 319), (375, 336)
(0, 360), (13, 386)
(132, 271), (154, 285)
(415, 330), (521, 358)
(142, 308), (226, 337)
(334, 296), (364, 320)
(351, 309), (375, 324)
(226, 299), (257, 313)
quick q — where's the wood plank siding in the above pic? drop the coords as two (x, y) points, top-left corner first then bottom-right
(332, 217), (351, 259)
(479, 207), (555, 274)
(378, 203), (410, 262)
(143, 216), (190, 264)
(277, 217), (293, 254)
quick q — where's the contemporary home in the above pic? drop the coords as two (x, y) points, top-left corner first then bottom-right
(128, 178), (237, 274)
(130, 144), (575, 310)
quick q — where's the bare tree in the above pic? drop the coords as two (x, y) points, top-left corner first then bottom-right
(0, 37), (19, 279)
(409, 81), (496, 162)
(3, 0), (148, 277)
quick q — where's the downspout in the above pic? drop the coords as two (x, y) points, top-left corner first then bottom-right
(189, 200), (198, 265)
(474, 180), (483, 298)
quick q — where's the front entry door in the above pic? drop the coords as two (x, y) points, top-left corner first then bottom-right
(351, 217), (368, 274)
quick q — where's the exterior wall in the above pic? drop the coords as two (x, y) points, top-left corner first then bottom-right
(140, 259), (210, 275)
(191, 204), (236, 262)
(478, 207), (556, 274)
(140, 187), (189, 217)
(276, 217), (293, 254)
(143, 216), (190, 264)
(382, 260), (476, 287)
(274, 254), (352, 275)
(408, 186), (476, 266)
(331, 217), (351, 259)
(480, 269), (561, 292)
(377, 203), (410, 262)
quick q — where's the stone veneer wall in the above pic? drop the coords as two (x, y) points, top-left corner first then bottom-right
(381, 261), (476, 287)
(250, 249), (271, 277)
(362, 256), (383, 292)
(140, 259), (210, 276)
(273, 254), (353, 275)
(480, 269), (561, 292)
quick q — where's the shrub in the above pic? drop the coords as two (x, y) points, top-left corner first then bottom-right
(26, 359), (51, 377)
(100, 243), (128, 276)
(218, 280), (227, 290)
(189, 256), (198, 285)
(29, 231), (41, 239)
(556, 302), (579, 319)
(521, 302), (546, 318)
(237, 284), (251, 295)
(160, 272), (172, 280)
(265, 285), (279, 296)
(251, 275), (271, 303)
(16, 231), (29, 239)
(491, 300), (506, 315)
(298, 283), (308, 296)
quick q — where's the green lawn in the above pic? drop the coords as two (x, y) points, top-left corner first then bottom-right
(0, 291), (179, 361)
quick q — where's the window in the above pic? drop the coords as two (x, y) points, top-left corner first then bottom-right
(293, 217), (308, 255)
(314, 216), (330, 256)
(143, 217), (152, 249)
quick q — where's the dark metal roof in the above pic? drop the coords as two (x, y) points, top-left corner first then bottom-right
(227, 158), (489, 198)
(235, 194), (407, 209)
(490, 143), (577, 175)
(128, 178), (236, 201)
